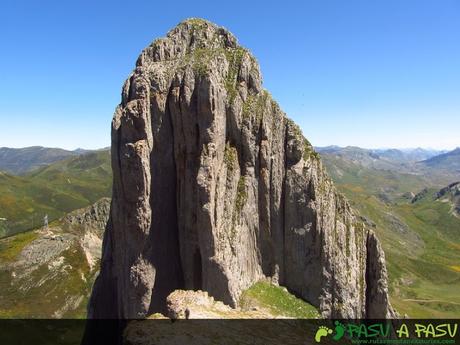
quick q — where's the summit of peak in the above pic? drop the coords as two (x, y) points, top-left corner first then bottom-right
(135, 19), (245, 68)
(170, 18), (237, 46)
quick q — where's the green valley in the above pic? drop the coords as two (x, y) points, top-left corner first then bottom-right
(319, 148), (460, 318)
(0, 150), (111, 238)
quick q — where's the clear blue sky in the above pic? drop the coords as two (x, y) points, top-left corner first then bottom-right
(1, 0), (459, 150)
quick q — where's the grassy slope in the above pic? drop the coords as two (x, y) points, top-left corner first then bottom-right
(240, 281), (320, 318)
(322, 155), (460, 318)
(0, 150), (111, 237)
(0, 227), (98, 318)
(390, 194), (460, 317)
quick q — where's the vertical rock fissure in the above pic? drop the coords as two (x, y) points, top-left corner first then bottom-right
(280, 120), (289, 285)
(193, 247), (203, 290)
(364, 231), (394, 318)
(257, 116), (272, 277)
(147, 90), (185, 314)
(364, 230), (378, 318)
(365, 236), (372, 317)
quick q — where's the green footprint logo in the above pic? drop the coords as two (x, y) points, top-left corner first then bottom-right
(315, 326), (333, 343)
(333, 321), (345, 341)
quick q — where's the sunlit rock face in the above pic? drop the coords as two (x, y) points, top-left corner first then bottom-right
(88, 18), (395, 319)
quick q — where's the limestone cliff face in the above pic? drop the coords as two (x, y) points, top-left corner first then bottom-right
(88, 19), (394, 319)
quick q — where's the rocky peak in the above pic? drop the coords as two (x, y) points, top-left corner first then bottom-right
(437, 181), (460, 198)
(138, 19), (239, 63)
(88, 19), (394, 320)
(63, 197), (111, 232)
(129, 18), (262, 106)
(436, 182), (460, 217)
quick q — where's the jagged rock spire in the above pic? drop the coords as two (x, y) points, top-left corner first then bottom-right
(88, 18), (395, 319)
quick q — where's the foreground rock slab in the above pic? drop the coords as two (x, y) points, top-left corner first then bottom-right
(125, 290), (323, 345)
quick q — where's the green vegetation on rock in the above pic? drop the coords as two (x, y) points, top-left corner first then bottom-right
(235, 176), (247, 213)
(303, 140), (320, 161)
(190, 48), (212, 76)
(186, 18), (209, 31)
(242, 91), (269, 123)
(240, 281), (320, 318)
(224, 47), (246, 102)
(224, 142), (238, 171)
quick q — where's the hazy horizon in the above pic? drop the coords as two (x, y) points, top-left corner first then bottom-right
(0, 143), (458, 152)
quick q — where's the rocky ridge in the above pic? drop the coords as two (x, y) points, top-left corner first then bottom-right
(436, 182), (460, 217)
(0, 198), (110, 317)
(89, 18), (395, 319)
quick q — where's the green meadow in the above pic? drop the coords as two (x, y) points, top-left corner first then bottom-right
(0, 150), (111, 238)
(322, 154), (460, 318)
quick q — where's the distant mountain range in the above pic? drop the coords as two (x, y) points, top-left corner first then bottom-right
(1, 145), (454, 176)
(420, 148), (460, 172)
(316, 146), (460, 184)
(0, 146), (109, 175)
(316, 146), (447, 163)
(378, 148), (450, 162)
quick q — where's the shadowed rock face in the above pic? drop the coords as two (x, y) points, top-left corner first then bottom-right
(436, 182), (460, 217)
(88, 18), (394, 319)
